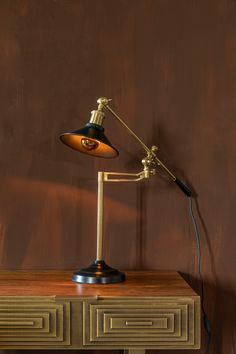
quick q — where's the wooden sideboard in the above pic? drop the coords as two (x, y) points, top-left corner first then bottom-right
(0, 270), (200, 351)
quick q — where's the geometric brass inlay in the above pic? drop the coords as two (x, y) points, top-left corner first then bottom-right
(0, 298), (70, 347)
(83, 297), (200, 349)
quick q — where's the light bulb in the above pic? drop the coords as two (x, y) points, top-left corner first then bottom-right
(81, 138), (99, 151)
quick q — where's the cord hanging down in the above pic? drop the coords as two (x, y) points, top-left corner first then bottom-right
(188, 197), (211, 354)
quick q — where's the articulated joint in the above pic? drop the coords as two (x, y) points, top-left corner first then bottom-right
(142, 145), (158, 178)
(97, 97), (112, 111)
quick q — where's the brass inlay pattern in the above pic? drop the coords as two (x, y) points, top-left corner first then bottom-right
(83, 298), (200, 349)
(0, 320), (35, 326)
(0, 299), (70, 346)
(125, 321), (153, 327)
(105, 312), (175, 334)
(0, 294), (200, 349)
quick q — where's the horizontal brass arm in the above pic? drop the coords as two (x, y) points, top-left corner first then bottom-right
(99, 171), (148, 183)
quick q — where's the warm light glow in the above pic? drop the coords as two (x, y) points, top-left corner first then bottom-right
(61, 134), (118, 158)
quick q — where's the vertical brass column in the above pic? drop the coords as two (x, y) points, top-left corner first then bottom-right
(96, 172), (104, 261)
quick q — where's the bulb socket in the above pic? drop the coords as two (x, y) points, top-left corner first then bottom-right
(89, 110), (105, 126)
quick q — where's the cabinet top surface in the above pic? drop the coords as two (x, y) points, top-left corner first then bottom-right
(0, 271), (198, 297)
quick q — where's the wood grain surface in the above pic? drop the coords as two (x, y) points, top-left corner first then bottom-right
(0, 0), (235, 353)
(0, 271), (197, 297)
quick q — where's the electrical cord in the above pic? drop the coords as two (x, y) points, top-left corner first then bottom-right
(188, 196), (212, 354)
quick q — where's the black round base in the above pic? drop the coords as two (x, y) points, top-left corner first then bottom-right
(72, 260), (126, 284)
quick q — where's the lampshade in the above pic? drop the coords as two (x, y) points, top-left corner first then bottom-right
(60, 123), (119, 158)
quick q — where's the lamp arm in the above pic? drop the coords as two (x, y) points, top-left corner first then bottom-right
(102, 170), (147, 183)
(100, 100), (176, 179)
(98, 98), (192, 197)
(102, 104), (177, 180)
(102, 103), (150, 155)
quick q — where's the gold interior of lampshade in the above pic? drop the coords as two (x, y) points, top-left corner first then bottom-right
(61, 134), (118, 158)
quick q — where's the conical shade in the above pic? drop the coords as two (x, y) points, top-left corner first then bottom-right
(60, 123), (119, 158)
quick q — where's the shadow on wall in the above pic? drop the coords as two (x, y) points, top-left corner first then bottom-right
(0, 176), (137, 269)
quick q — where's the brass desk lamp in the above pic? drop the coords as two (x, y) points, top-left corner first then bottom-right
(60, 97), (191, 284)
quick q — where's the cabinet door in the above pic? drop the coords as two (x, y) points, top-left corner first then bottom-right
(0, 297), (70, 348)
(83, 297), (200, 349)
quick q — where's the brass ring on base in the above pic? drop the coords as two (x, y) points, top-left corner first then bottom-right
(72, 260), (126, 284)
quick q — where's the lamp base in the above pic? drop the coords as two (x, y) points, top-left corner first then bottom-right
(72, 260), (125, 284)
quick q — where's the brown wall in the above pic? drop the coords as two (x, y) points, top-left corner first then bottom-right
(0, 0), (236, 353)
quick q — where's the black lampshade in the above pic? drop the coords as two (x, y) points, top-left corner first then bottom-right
(60, 123), (119, 158)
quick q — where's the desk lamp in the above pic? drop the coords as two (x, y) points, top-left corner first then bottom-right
(60, 97), (191, 284)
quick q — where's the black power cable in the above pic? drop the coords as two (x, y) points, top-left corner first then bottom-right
(188, 196), (212, 354)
